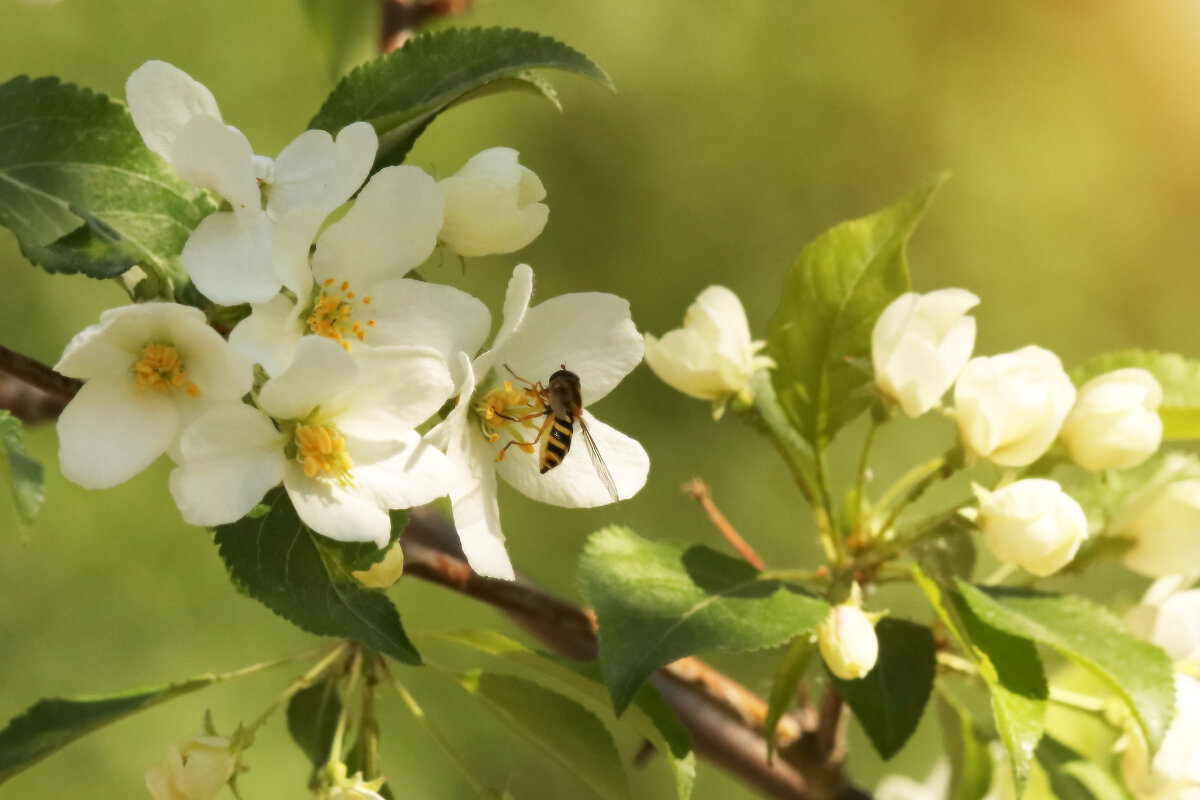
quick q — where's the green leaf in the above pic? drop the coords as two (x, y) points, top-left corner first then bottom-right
(309, 27), (613, 168)
(300, 0), (380, 80)
(766, 174), (947, 447)
(579, 526), (829, 714)
(938, 693), (994, 800)
(0, 675), (223, 783)
(913, 524), (978, 585)
(425, 628), (695, 800)
(213, 488), (420, 664)
(913, 566), (1046, 793)
(1037, 736), (1131, 800)
(0, 411), (43, 524)
(0, 75), (211, 284)
(828, 618), (935, 760)
(956, 582), (1174, 756)
(461, 671), (631, 800)
(324, 508), (410, 573)
(286, 679), (342, 783)
(764, 636), (814, 763)
(1070, 350), (1200, 440)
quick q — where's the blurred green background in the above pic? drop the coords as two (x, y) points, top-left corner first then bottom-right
(2, 0), (1199, 797)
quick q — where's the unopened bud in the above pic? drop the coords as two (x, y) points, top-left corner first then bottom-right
(817, 602), (879, 680)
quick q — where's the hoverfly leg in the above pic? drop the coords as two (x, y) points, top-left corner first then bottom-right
(497, 413), (554, 462)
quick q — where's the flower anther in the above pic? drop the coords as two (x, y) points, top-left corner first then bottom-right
(307, 278), (376, 352)
(294, 423), (354, 484)
(135, 343), (200, 397)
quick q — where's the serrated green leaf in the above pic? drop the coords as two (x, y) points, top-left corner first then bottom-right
(300, 0), (380, 80)
(0, 75), (211, 284)
(286, 679), (342, 785)
(956, 582), (1174, 757)
(1037, 736), (1131, 800)
(0, 675), (221, 783)
(424, 628), (695, 800)
(938, 693), (994, 800)
(213, 488), (420, 664)
(309, 27), (613, 168)
(766, 174), (947, 447)
(1070, 350), (1200, 441)
(913, 566), (1046, 793)
(0, 410), (43, 524)
(579, 526), (829, 714)
(461, 672), (631, 800)
(828, 618), (935, 760)
(764, 636), (814, 763)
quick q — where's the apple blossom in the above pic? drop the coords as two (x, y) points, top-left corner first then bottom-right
(144, 734), (235, 800)
(438, 147), (548, 257)
(430, 264), (649, 580)
(125, 60), (378, 305)
(55, 302), (252, 490)
(872, 288), (978, 418)
(954, 345), (1076, 467)
(876, 761), (950, 800)
(1110, 455), (1200, 578)
(1125, 575), (1200, 666)
(1122, 673), (1200, 800)
(1062, 368), (1163, 471)
(974, 479), (1088, 577)
(169, 337), (454, 546)
(817, 589), (879, 680)
(644, 285), (774, 418)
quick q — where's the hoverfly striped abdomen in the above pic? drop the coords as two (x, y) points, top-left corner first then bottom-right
(540, 412), (574, 473)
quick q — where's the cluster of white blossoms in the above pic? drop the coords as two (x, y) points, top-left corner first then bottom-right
(53, 60), (648, 586)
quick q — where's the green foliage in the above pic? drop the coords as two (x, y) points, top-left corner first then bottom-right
(0, 411), (43, 524)
(913, 524), (978, 584)
(765, 174), (946, 448)
(1037, 736), (1132, 800)
(938, 693), (995, 800)
(309, 27), (613, 168)
(460, 671), (631, 800)
(0, 75), (210, 285)
(324, 509), (410, 573)
(300, 0), (380, 80)
(957, 582), (1175, 756)
(764, 636), (814, 762)
(1070, 350), (1200, 440)
(286, 679), (342, 785)
(828, 618), (936, 760)
(213, 489), (420, 664)
(0, 675), (218, 783)
(579, 526), (829, 714)
(914, 566), (1047, 792)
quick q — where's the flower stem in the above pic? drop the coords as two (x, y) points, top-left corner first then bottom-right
(853, 416), (882, 523)
(683, 478), (766, 570)
(1049, 687), (1108, 716)
(242, 641), (351, 737)
(327, 645), (363, 766)
(874, 448), (961, 538)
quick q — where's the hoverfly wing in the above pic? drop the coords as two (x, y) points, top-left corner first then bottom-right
(578, 414), (620, 503)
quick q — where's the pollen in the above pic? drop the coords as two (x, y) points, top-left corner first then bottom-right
(295, 423), (354, 485)
(307, 278), (373, 352)
(134, 343), (197, 397)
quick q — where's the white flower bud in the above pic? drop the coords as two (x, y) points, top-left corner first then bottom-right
(145, 735), (236, 800)
(438, 147), (548, 257)
(817, 602), (879, 680)
(974, 479), (1088, 577)
(1111, 456), (1200, 578)
(954, 346), (1076, 467)
(872, 288), (979, 418)
(644, 286), (774, 417)
(1061, 369), (1163, 471)
(1124, 575), (1200, 665)
(351, 541), (406, 589)
(1121, 673), (1200, 800)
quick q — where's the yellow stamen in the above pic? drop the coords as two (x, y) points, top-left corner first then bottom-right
(489, 433), (499, 443)
(294, 423), (354, 484)
(134, 343), (198, 397)
(306, 277), (374, 352)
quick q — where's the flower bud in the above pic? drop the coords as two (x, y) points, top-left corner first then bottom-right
(1110, 456), (1200, 578)
(1061, 369), (1163, 471)
(872, 288), (979, 418)
(974, 479), (1088, 577)
(954, 346), (1076, 467)
(1124, 576), (1200, 665)
(352, 540), (405, 588)
(145, 735), (235, 800)
(1121, 673), (1200, 800)
(817, 602), (879, 680)
(438, 147), (548, 257)
(644, 286), (774, 418)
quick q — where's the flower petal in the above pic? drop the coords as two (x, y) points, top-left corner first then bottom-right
(57, 375), (176, 489)
(229, 295), (305, 376)
(56, 303), (208, 378)
(332, 346), (452, 439)
(348, 431), (454, 509)
(266, 122), (378, 219)
(271, 206), (326, 297)
(169, 403), (287, 526)
(170, 115), (259, 211)
(449, 416), (514, 580)
(181, 211), (280, 305)
(367, 278), (491, 377)
(161, 311), (253, 400)
(259, 336), (358, 421)
(472, 263), (533, 380)
(125, 60), (222, 160)
(311, 165), (443, 288)
(284, 462), (391, 546)
(494, 412), (648, 508)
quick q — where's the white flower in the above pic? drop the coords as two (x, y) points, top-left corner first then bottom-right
(145, 734), (235, 800)
(954, 345), (1076, 467)
(169, 337), (453, 546)
(1062, 369), (1164, 471)
(872, 288), (979, 418)
(55, 302), (252, 489)
(643, 285), (774, 418)
(817, 589), (879, 680)
(228, 166), (476, 377)
(438, 147), (548, 257)
(1111, 456), (1200, 578)
(321, 770), (387, 800)
(430, 264), (648, 580)
(876, 761), (950, 800)
(125, 60), (378, 305)
(352, 540), (406, 588)
(1122, 673), (1200, 800)
(974, 479), (1088, 576)
(1125, 575), (1200, 666)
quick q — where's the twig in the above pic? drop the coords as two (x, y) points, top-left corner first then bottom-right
(0, 346), (81, 399)
(683, 479), (766, 570)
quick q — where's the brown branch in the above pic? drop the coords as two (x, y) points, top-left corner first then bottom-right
(683, 478), (766, 570)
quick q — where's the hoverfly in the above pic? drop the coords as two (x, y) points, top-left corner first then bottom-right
(498, 363), (620, 502)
